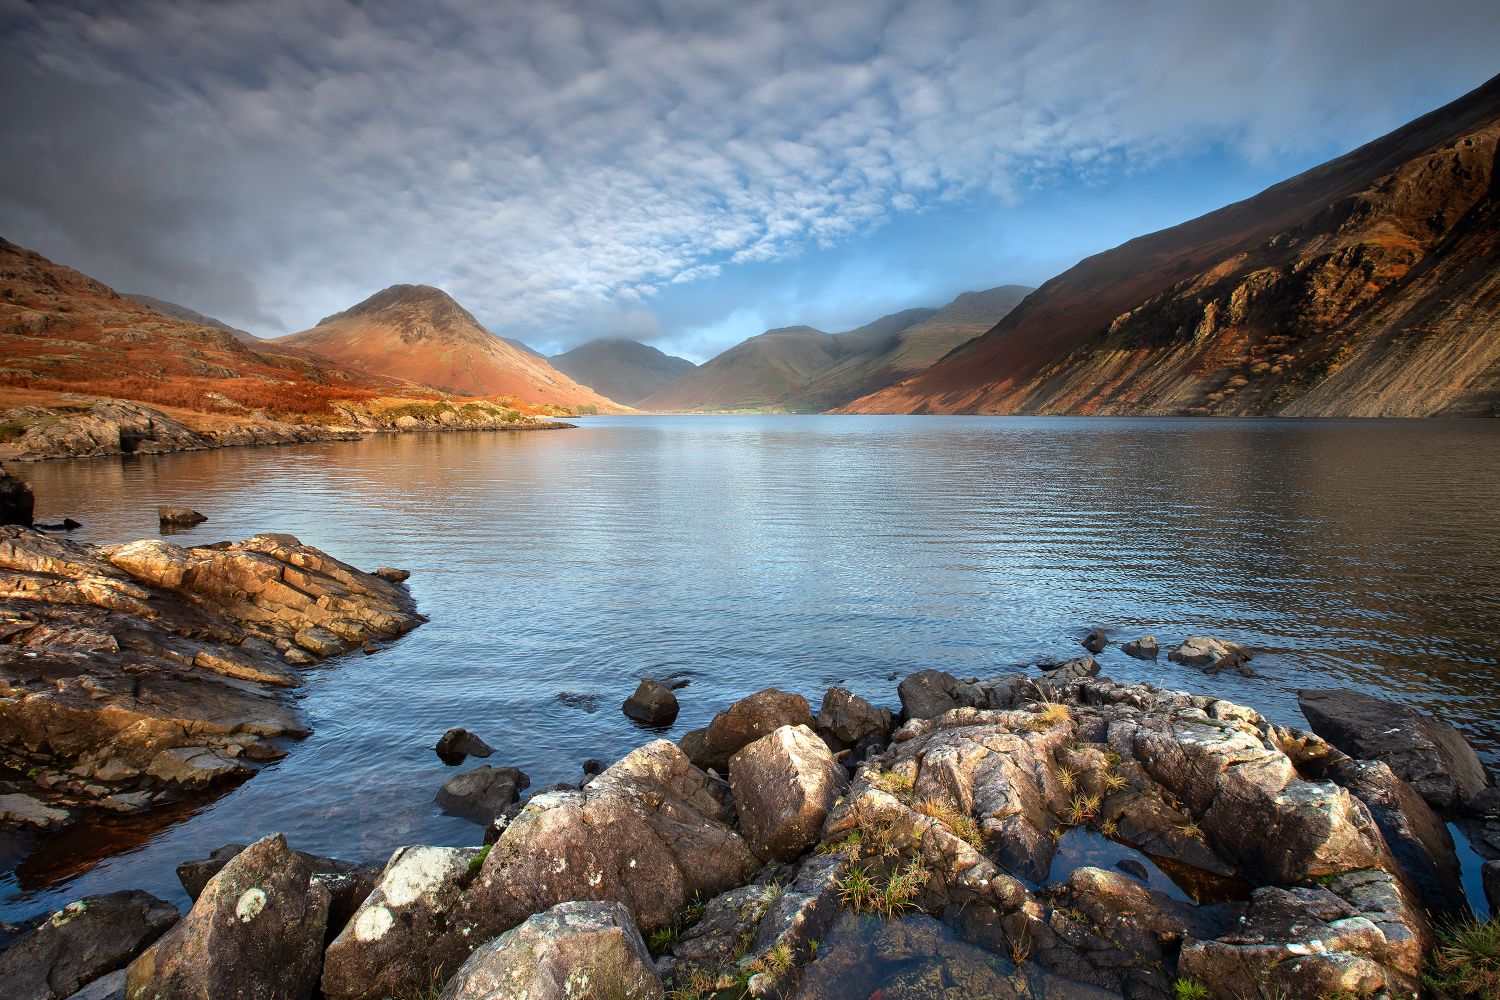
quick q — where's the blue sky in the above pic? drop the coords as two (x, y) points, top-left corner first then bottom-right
(1, 1), (1498, 362)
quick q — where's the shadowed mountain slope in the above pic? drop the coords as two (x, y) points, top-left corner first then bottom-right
(549, 338), (696, 405)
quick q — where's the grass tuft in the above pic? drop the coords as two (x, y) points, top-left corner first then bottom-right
(1425, 918), (1500, 999)
(1172, 978), (1211, 1000)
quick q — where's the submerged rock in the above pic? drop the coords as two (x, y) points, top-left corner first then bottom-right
(0, 527), (423, 826)
(622, 677), (680, 726)
(126, 833), (329, 1000)
(0, 890), (177, 1000)
(1121, 636), (1159, 659)
(156, 506), (206, 528)
(729, 724), (847, 860)
(1298, 688), (1491, 810)
(435, 727), (493, 761)
(435, 765), (530, 824)
(1168, 636), (1251, 672)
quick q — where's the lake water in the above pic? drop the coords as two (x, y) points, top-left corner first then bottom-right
(3, 415), (1498, 921)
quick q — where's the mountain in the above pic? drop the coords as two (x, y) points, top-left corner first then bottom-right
(0, 236), (399, 414)
(841, 75), (1500, 417)
(636, 311), (930, 412)
(273, 285), (621, 409)
(549, 338), (696, 405)
(125, 293), (259, 343)
(782, 286), (1031, 411)
(502, 336), (545, 358)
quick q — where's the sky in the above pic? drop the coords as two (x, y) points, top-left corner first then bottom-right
(1, 1), (1498, 363)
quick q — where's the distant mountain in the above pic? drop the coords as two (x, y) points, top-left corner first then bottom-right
(124, 293), (259, 343)
(783, 287), (1031, 411)
(841, 73), (1500, 417)
(502, 336), (545, 358)
(637, 294), (1028, 412)
(549, 338), (696, 405)
(272, 284), (621, 409)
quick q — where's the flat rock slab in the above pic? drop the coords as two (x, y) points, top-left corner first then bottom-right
(1298, 688), (1490, 810)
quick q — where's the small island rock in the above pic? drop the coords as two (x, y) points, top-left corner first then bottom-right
(622, 678), (680, 726)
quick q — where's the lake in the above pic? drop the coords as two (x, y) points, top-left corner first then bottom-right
(3, 414), (1498, 921)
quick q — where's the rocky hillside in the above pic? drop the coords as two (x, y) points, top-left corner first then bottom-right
(274, 285), (622, 410)
(124, 293), (259, 344)
(842, 74), (1500, 416)
(549, 338), (696, 405)
(784, 286), (1031, 411)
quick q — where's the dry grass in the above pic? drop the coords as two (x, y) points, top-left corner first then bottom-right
(1425, 918), (1500, 998)
(915, 796), (984, 849)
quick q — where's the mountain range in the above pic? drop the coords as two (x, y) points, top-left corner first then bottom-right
(638, 287), (1030, 412)
(840, 73), (1500, 417)
(549, 339), (696, 406)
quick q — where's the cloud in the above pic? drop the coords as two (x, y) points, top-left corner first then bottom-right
(1, 0), (1497, 349)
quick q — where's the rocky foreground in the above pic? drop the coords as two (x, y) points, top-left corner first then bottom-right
(0, 526), (423, 832)
(6, 648), (1499, 1000)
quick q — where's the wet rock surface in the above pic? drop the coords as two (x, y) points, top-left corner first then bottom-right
(0, 890), (177, 1000)
(436, 764), (530, 824)
(622, 677), (680, 726)
(1299, 688), (1491, 810)
(0, 527), (423, 831)
(435, 727), (494, 762)
(438, 900), (663, 1000)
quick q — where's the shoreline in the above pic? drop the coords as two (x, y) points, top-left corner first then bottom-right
(2, 528), (1497, 998)
(0, 395), (576, 464)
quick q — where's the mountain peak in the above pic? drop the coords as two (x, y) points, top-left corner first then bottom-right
(317, 283), (473, 328)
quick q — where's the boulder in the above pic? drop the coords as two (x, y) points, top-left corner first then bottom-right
(1038, 656), (1098, 683)
(373, 566), (410, 583)
(689, 688), (813, 771)
(815, 686), (892, 750)
(321, 845), (485, 1000)
(466, 739), (758, 936)
(1298, 689), (1490, 810)
(896, 669), (985, 721)
(729, 724), (848, 860)
(438, 901), (662, 1000)
(176, 842), (379, 936)
(1326, 757), (1469, 922)
(126, 833), (330, 1000)
(435, 727), (493, 760)
(60, 969), (124, 1000)
(1081, 628), (1108, 653)
(0, 468), (34, 525)
(1178, 871), (1425, 1000)
(1121, 636), (1158, 659)
(1483, 860), (1500, 915)
(622, 678), (680, 726)
(156, 506), (206, 527)
(436, 765), (530, 824)
(1168, 636), (1250, 671)
(0, 890), (177, 1000)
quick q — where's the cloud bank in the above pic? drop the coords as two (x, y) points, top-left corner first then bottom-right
(1, 0), (1497, 349)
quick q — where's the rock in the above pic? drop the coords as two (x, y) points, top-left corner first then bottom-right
(1298, 688), (1491, 810)
(60, 968), (124, 1000)
(321, 845), (484, 1000)
(0, 528), (423, 816)
(1115, 858), (1150, 882)
(622, 678), (680, 726)
(1483, 860), (1500, 915)
(0, 890), (177, 1000)
(435, 765), (530, 824)
(815, 686), (892, 750)
(1038, 656), (1098, 683)
(467, 739), (758, 936)
(1081, 628), (1108, 653)
(671, 883), (780, 966)
(1326, 756), (1469, 923)
(748, 854), (845, 967)
(0, 467), (34, 525)
(438, 900), (662, 1000)
(689, 688), (814, 771)
(292, 625), (345, 657)
(0, 791), (72, 831)
(176, 843), (251, 899)
(373, 566), (410, 583)
(1121, 636), (1158, 659)
(1168, 636), (1250, 671)
(1178, 870), (1425, 1000)
(729, 724), (848, 860)
(435, 727), (493, 761)
(126, 833), (330, 1000)
(896, 669), (985, 721)
(175, 843), (379, 934)
(156, 506), (206, 527)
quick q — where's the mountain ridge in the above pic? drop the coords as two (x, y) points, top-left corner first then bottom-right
(549, 338), (696, 405)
